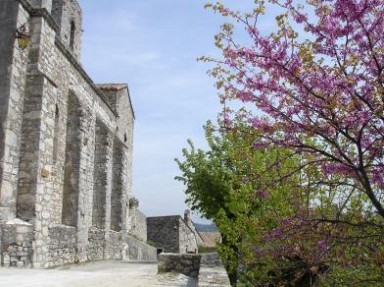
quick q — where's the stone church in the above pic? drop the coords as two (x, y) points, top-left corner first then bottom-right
(0, 0), (156, 268)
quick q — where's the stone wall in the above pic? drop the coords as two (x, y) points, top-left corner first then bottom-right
(158, 253), (201, 278)
(147, 215), (200, 254)
(179, 219), (198, 254)
(87, 227), (106, 262)
(0, 219), (33, 267)
(183, 210), (204, 247)
(0, 0), (31, 221)
(0, 0), (154, 268)
(147, 216), (180, 253)
(123, 235), (157, 261)
(103, 232), (157, 261)
(129, 207), (147, 242)
(51, 0), (82, 60)
(47, 224), (77, 267)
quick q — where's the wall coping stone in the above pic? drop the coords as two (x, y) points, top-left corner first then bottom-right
(5, 219), (32, 226)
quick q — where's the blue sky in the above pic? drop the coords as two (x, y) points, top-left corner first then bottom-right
(78, 1), (257, 223)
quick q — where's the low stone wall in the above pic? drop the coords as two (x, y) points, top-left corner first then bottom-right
(1, 221), (156, 268)
(105, 231), (124, 260)
(48, 225), (77, 267)
(200, 252), (223, 267)
(87, 228), (106, 261)
(99, 231), (158, 262)
(123, 235), (157, 261)
(105, 232), (157, 261)
(0, 219), (34, 268)
(158, 253), (201, 278)
(129, 208), (147, 242)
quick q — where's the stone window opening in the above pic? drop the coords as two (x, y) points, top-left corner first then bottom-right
(70, 20), (75, 50)
(124, 133), (127, 143)
(53, 104), (60, 164)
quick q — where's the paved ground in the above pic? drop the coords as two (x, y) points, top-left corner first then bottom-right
(199, 252), (231, 286)
(0, 255), (231, 287)
(0, 261), (198, 287)
(198, 266), (231, 287)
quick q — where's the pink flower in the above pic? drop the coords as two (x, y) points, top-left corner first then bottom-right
(253, 189), (270, 199)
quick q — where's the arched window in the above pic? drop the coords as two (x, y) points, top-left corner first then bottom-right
(70, 21), (75, 50)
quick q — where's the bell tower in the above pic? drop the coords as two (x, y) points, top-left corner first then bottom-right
(51, 0), (82, 60)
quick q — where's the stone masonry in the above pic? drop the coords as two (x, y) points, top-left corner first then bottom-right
(147, 210), (204, 254)
(158, 253), (202, 278)
(128, 197), (147, 242)
(0, 0), (156, 268)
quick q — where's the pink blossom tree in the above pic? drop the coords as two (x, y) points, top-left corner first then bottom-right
(203, 0), (384, 219)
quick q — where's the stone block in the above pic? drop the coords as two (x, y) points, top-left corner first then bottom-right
(3, 254), (11, 264)
(16, 225), (31, 234)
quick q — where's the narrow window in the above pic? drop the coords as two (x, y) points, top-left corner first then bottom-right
(53, 105), (60, 163)
(70, 21), (75, 50)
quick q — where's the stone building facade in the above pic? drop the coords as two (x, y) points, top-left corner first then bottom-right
(0, 0), (156, 268)
(147, 210), (204, 254)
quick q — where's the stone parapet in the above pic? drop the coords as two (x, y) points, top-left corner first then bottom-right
(124, 235), (157, 261)
(158, 253), (201, 278)
(129, 208), (147, 242)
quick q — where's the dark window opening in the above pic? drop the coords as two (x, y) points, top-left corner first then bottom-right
(70, 21), (75, 50)
(53, 105), (60, 164)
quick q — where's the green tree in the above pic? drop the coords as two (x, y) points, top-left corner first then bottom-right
(176, 120), (384, 286)
(194, 0), (384, 284)
(176, 121), (304, 285)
